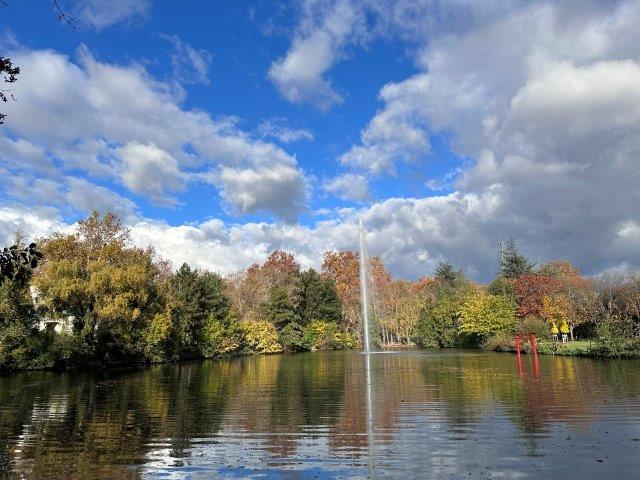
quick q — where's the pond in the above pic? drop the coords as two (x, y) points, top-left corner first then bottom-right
(1, 350), (639, 479)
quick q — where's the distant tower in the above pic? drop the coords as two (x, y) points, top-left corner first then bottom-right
(498, 237), (506, 273)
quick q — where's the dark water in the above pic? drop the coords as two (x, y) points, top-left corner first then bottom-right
(1, 350), (640, 479)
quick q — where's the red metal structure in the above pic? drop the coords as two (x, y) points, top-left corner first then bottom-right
(515, 334), (537, 355)
(515, 334), (539, 380)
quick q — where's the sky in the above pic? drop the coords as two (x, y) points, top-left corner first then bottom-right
(1, 0), (640, 281)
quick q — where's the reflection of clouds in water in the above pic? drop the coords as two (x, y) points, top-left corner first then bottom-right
(3, 352), (640, 478)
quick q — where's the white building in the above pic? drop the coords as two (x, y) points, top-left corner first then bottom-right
(30, 286), (75, 334)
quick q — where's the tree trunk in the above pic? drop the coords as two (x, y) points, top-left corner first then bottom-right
(570, 323), (574, 341)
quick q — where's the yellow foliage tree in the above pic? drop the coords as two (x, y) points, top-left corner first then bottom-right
(541, 294), (570, 331)
(459, 291), (516, 337)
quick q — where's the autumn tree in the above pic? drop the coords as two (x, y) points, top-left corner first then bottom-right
(322, 251), (361, 333)
(540, 260), (596, 339)
(34, 211), (164, 363)
(541, 294), (570, 331)
(459, 291), (516, 338)
(513, 274), (560, 318)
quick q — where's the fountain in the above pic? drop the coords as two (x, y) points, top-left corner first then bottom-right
(359, 218), (372, 354)
(359, 218), (375, 477)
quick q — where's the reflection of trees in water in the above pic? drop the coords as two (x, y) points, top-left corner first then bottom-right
(2, 352), (640, 477)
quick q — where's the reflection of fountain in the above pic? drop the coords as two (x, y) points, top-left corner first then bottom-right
(359, 218), (375, 478)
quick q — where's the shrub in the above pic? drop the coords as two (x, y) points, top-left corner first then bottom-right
(594, 316), (640, 357)
(241, 319), (282, 354)
(199, 314), (242, 357)
(482, 334), (516, 352)
(302, 321), (355, 350)
(514, 316), (550, 340)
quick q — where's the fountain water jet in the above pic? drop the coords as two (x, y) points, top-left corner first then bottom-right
(359, 218), (375, 477)
(359, 219), (372, 354)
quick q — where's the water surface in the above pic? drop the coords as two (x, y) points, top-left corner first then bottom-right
(1, 350), (639, 478)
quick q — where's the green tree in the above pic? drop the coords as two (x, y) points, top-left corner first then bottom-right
(500, 238), (535, 278)
(416, 289), (460, 348)
(487, 275), (516, 301)
(434, 261), (460, 287)
(265, 286), (300, 329)
(0, 236), (42, 370)
(299, 269), (342, 325)
(168, 264), (230, 353)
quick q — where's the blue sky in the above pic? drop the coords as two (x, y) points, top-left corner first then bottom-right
(1, 0), (640, 280)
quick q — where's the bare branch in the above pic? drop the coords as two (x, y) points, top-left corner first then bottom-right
(51, 0), (78, 29)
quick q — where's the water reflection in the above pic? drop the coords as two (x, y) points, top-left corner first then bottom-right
(1, 350), (640, 479)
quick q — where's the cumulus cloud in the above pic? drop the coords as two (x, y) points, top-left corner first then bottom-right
(268, 0), (365, 110)
(324, 173), (370, 202)
(5, 1), (640, 281)
(1, 44), (308, 221)
(340, 74), (431, 173)
(334, 0), (640, 277)
(218, 165), (308, 222)
(118, 142), (186, 205)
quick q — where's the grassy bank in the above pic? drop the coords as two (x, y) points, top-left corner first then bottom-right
(481, 336), (640, 358)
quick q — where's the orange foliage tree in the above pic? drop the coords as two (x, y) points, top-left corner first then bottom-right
(513, 274), (560, 319)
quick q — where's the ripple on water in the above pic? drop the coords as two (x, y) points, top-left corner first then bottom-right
(2, 350), (640, 479)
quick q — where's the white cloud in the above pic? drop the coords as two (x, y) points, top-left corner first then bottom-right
(162, 34), (212, 86)
(218, 165), (309, 222)
(324, 173), (370, 202)
(334, 0), (640, 277)
(340, 74), (431, 173)
(2, 45), (308, 221)
(74, 0), (152, 30)
(258, 118), (314, 143)
(5, 1), (640, 281)
(268, 0), (365, 110)
(118, 142), (186, 205)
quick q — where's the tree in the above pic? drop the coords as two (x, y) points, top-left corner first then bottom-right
(34, 211), (164, 363)
(377, 280), (423, 345)
(487, 275), (516, 302)
(434, 261), (459, 287)
(322, 251), (361, 332)
(265, 286), (300, 329)
(322, 250), (391, 336)
(540, 260), (596, 339)
(416, 287), (460, 348)
(541, 294), (570, 332)
(226, 250), (303, 322)
(0, 57), (20, 124)
(299, 269), (342, 325)
(459, 291), (516, 337)
(168, 264), (230, 354)
(500, 238), (535, 278)
(0, 242), (42, 286)
(513, 274), (560, 318)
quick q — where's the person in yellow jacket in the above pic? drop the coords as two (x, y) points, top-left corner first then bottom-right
(551, 323), (559, 343)
(560, 322), (570, 344)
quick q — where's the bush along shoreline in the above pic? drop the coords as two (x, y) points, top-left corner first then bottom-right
(3, 211), (640, 374)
